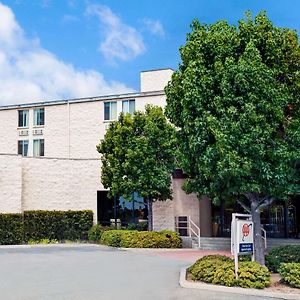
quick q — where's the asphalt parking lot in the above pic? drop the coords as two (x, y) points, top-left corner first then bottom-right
(0, 245), (283, 300)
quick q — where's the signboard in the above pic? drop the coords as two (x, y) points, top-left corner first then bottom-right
(236, 220), (254, 254)
(231, 213), (254, 279)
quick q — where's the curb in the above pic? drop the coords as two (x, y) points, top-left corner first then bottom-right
(179, 267), (300, 300)
(0, 243), (105, 249)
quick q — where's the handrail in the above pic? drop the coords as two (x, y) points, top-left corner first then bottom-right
(261, 228), (267, 249)
(189, 216), (201, 248)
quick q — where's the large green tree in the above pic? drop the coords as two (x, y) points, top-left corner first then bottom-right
(165, 12), (300, 265)
(97, 105), (177, 231)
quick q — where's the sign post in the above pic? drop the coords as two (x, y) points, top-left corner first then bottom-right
(231, 213), (254, 279)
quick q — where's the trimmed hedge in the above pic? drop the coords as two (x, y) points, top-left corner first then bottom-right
(278, 263), (300, 288)
(88, 224), (111, 242)
(24, 210), (93, 241)
(0, 213), (23, 245)
(189, 255), (270, 289)
(100, 230), (182, 248)
(266, 245), (300, 272)
(0, 210), (93, 245)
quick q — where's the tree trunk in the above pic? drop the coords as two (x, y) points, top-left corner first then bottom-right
(248, 193), (265, 265)
(147, 196), (153, 231)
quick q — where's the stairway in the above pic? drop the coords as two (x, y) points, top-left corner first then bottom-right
(195, 237), (300, 251)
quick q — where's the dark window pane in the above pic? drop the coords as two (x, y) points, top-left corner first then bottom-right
(18, 141), (22, 155)
(129, 100), (135, 114)
(18, 111), (23, 127)
(40, 139), (44, 156)
(104, 103), (110, 120)
(40, 109), (45, 125)
(23, 141), (28, 156)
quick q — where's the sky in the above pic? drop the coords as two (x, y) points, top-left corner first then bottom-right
(0, 0), (299, 105)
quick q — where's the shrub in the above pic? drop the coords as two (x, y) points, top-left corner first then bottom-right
(0, 213), (23, 245)
(100, 230), (125, 247)
(278, 263), (300, 288)
(24, 210), (93, 242)
(266, 245), (300, 272)
(126, 222), (148, 231)
(100, 230), (182, 248)
(28, 238), (58, 245)
(238, 261), (270, 289)
(189, 255), (270, 289)
(189, 255), (232, 283)
(88, 224), (111, 242)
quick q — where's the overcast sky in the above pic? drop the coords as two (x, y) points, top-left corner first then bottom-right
(0, 0), (299, 105)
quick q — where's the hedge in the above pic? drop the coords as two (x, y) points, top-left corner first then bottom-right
(0, 210), (93, 244)
(266, 245), (300, 272)
(189, 255), (270, 289)
(88, 224), (111, 242)
(0, 213), (23, 245)
(100, 230), (182, 248)
(278, 263), (300, 288)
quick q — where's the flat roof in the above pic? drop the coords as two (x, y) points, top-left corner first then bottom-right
(0, 90), (164, 111)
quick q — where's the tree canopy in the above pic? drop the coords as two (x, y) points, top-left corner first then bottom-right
(165, 11), (300, 264)
(97, 105), (177, 229)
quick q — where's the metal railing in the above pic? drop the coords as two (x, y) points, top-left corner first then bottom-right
(175, 216), (201, 248)
(261, 227), (267, 249)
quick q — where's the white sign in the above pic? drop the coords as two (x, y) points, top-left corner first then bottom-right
(236, 220), (254, 254)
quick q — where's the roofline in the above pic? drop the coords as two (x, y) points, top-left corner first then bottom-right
(140, 68), (174, 73)
(0, 90), (165, 111)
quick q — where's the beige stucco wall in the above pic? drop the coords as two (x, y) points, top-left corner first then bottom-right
(140, 69), (173, 92)
(0, 154), (22, 213)
(0, 154), (103, 221)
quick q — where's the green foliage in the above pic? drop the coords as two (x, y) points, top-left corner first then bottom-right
(97, 104), (177, 201)
(189, 255), (232, 283)
(266, 245), (300, 272)
(88, 224), (111, 242)
(165, 11), (300, 206)
(100, 230), (182, 248)
(278, 263), (300, 288)
(126, 222), (148, 231)
(189, 255), (270, 289)
(28, 238), (58, 245)
(0, 213), (23, 245)
(238, 261), (270, 289)
(100, 230), (127, 247)
(24, 210), (93, 242)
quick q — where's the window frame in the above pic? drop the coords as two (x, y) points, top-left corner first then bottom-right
(104, 101), (117, 121)
(33, 139), (44, 157)
(18, 110), (29, 128)
(34, 108), (45, 126)
(122, 99), (135, 115)
(18, 140), (29, 156)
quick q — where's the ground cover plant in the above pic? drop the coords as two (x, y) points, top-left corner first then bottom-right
(100, 230), (182, 248)
(266, 245), (300, 272)
(278, 263), (300, 289)
(188, 255), (270, 289)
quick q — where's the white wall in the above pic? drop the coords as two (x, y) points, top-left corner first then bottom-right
(140, 69), (173, 92)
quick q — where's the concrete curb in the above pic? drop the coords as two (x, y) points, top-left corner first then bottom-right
(179, 267), (300, 300)
(0, 243), (105, 249)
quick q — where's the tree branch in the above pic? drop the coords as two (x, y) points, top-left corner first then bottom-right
(256, 197), (276, 210)
(237, 198), (251, 213)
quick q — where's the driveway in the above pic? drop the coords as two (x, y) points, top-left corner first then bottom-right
(0, 245), (282, 300)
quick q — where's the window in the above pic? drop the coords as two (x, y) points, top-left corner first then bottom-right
(104, 101), (117, 121)
(33, 139), (44, 157)
(34, 108), (45, 126)
(122, 99), (135, 115)
(18, 140), (29, 156)
(18, 110), (29, 127)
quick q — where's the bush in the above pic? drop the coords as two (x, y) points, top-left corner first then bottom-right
(189, 255), (270, 289)
(100, 230), (182, 248)
(88, 224), (111, 242)
(126, 222), (148, 231)
(24, 210), (93, 242)
(28, 238), (58, 245)
(278, 263), (300, 288)
(189, 255), (232, 283)
(100, 230), (125, 247)
(266, 245), (300, 272)
(238, 261), (270, 289)
(0, 213), (23, 245)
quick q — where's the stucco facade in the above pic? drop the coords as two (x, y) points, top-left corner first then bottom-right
(0, 69), (212, 235)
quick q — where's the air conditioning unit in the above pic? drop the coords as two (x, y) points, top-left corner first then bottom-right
(18, 130), (29, 136)
(33, 129), (43, 136)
